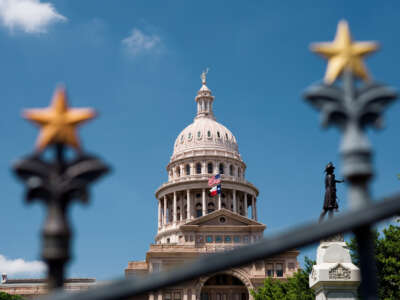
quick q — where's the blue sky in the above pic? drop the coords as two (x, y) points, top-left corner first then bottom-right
(0, 0), (399, 280)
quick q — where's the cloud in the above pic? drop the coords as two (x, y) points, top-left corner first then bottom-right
(122, 28), (161, 56)
(0, 254), (46, 276)
(0, 0), (66, 33)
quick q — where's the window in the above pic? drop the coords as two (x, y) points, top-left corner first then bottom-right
(229, 165), (234, 176)
(217, 131), (220, 138)
(206, 235), (213, 243)
(196, 203), (202, 217)
(196, 235), (204, 243)
(180, 135), (184, 143)
(197, 131), (201, 138)
(243, 235), (249, 244)
(219, 217), (226, 223)
(276, 263), (283, 277)
(288, 262), (295, 271)
(266, 263), (274, 277)
(165, 293), (171, 300)
(207, 202), (215, 213)
(224, 236), (231, 243)
(196, 163), (202, 174)
(152, 262), (160, 273)
(219, 163), (224, 174)
(176, 167), (180, 177)
(207, 130), (211, 138)
(174, 292), (181, 300)
(196, 193), (201, 198)
(238, 168), (241, 178)
(188, 132), (192, 140)
(207, 163), (213, 174)
(233, 236), (240, 243)
(221, 202), (226, 208)
(215, 236), (222, 243)
(167, 238), (170, 244)
(185, 164), (190, 176)
(225, 133), (229, 140)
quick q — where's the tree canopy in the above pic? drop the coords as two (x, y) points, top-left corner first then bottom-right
(347, 222), (400, 300)
(0, 292), (24, 300)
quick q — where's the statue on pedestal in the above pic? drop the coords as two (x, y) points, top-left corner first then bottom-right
(319, 162), (344, 222)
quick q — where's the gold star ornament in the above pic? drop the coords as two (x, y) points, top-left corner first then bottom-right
(24, 87), (96, 151)
(311, 20), (379, 84)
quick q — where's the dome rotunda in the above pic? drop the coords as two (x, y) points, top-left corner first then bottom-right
(170, 75), (241, 162)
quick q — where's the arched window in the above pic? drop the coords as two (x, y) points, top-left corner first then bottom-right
(229, 165), (234, 176)
(176, 167), (181, 177)
(217, 131), (220, 138)
(207, 130), (211, 138)
(196, 163), (202, 174)
(197, 131), (201, 138)
(177, 206), (181, 220)
(221, 202), (226, 209)
(196, 203), (202, 217)
(208, 202), (215, 213)
(207, 163), (213, 174)
(219, 163), (224, 174)
(185, 164), (190, 176)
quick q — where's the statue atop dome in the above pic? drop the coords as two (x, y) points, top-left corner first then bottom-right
(201, 68), (209, 85)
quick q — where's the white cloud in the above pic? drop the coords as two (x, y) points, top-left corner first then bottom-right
(0, 0), (66, 34)
(0, 254), (46, 276)
(122, 28), (161, 56)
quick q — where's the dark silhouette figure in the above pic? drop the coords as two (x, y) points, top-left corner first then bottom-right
(319, 162), (344, 222)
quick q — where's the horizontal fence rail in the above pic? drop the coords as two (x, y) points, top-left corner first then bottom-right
(39, 193), (400, 300)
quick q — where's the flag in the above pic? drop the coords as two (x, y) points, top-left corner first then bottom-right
(208, 174), (221, 187)
(209, 184), (221, 197)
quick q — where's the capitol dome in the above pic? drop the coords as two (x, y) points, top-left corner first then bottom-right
(171, 77), (241, 162)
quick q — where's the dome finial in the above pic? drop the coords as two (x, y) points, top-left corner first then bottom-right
(201, 67), (209, 85)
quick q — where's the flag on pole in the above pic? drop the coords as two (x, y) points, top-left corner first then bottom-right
(209, 184), (221, 197)
(208, 174), (221, 187)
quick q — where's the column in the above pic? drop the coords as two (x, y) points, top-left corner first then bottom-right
(158, 200), (161, 228)
(163, 196), (167, 225)
(202, 188), (206, 216)
(183, 289), (188, 300)
(190, 162), (195, 175)
(149, 292), (155, 300)
(202, 161), (206, 174)
(244, 193), (248, 218)
(180, 196), (183, 221)
(173, 192), (177, 223)
(251, 196), (255, 220)
(191, 289), (196, 300)
(232, 190), (237, 213)
(158, 291), (163, 300)
(187, 190), (191, 220)
(218, 193), (222, 210)
(254, 197), (258, 220)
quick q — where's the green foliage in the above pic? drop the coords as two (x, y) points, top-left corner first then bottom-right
(251, 257), (315, 300)
(0, 292), (24, 300)
(347, 222), (400, 300)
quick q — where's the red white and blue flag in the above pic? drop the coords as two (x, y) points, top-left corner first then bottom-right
(208, 174), (221, 187)
(209, 184), (221, 197)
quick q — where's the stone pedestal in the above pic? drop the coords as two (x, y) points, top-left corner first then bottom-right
(309, 235), (360, 300)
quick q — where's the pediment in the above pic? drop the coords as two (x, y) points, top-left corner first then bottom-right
(184, 209), (265, 227)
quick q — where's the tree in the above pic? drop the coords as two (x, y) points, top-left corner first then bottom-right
(251, 257), (315, 300)
(347, 222), (400, 300)
(0, 292), (24, 300)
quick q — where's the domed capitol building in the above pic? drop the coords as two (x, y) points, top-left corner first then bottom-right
(0, 72), (300, 299)
(124, 72), (300, 300)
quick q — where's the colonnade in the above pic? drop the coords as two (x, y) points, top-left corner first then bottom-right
(157, 189), (257, 229)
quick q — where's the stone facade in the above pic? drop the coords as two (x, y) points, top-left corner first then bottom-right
(0, 274), (96, 298)
(125, 76), (300, 300)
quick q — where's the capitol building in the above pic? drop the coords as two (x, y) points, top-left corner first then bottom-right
(125, 73), (300, 300)
(0, 73), (300, 299)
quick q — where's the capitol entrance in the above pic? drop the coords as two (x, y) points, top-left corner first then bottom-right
(200, 274), (249, 300)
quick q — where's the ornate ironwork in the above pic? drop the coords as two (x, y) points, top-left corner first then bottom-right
(13, 88), (109, 291)
(304, 20), (397, 299)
